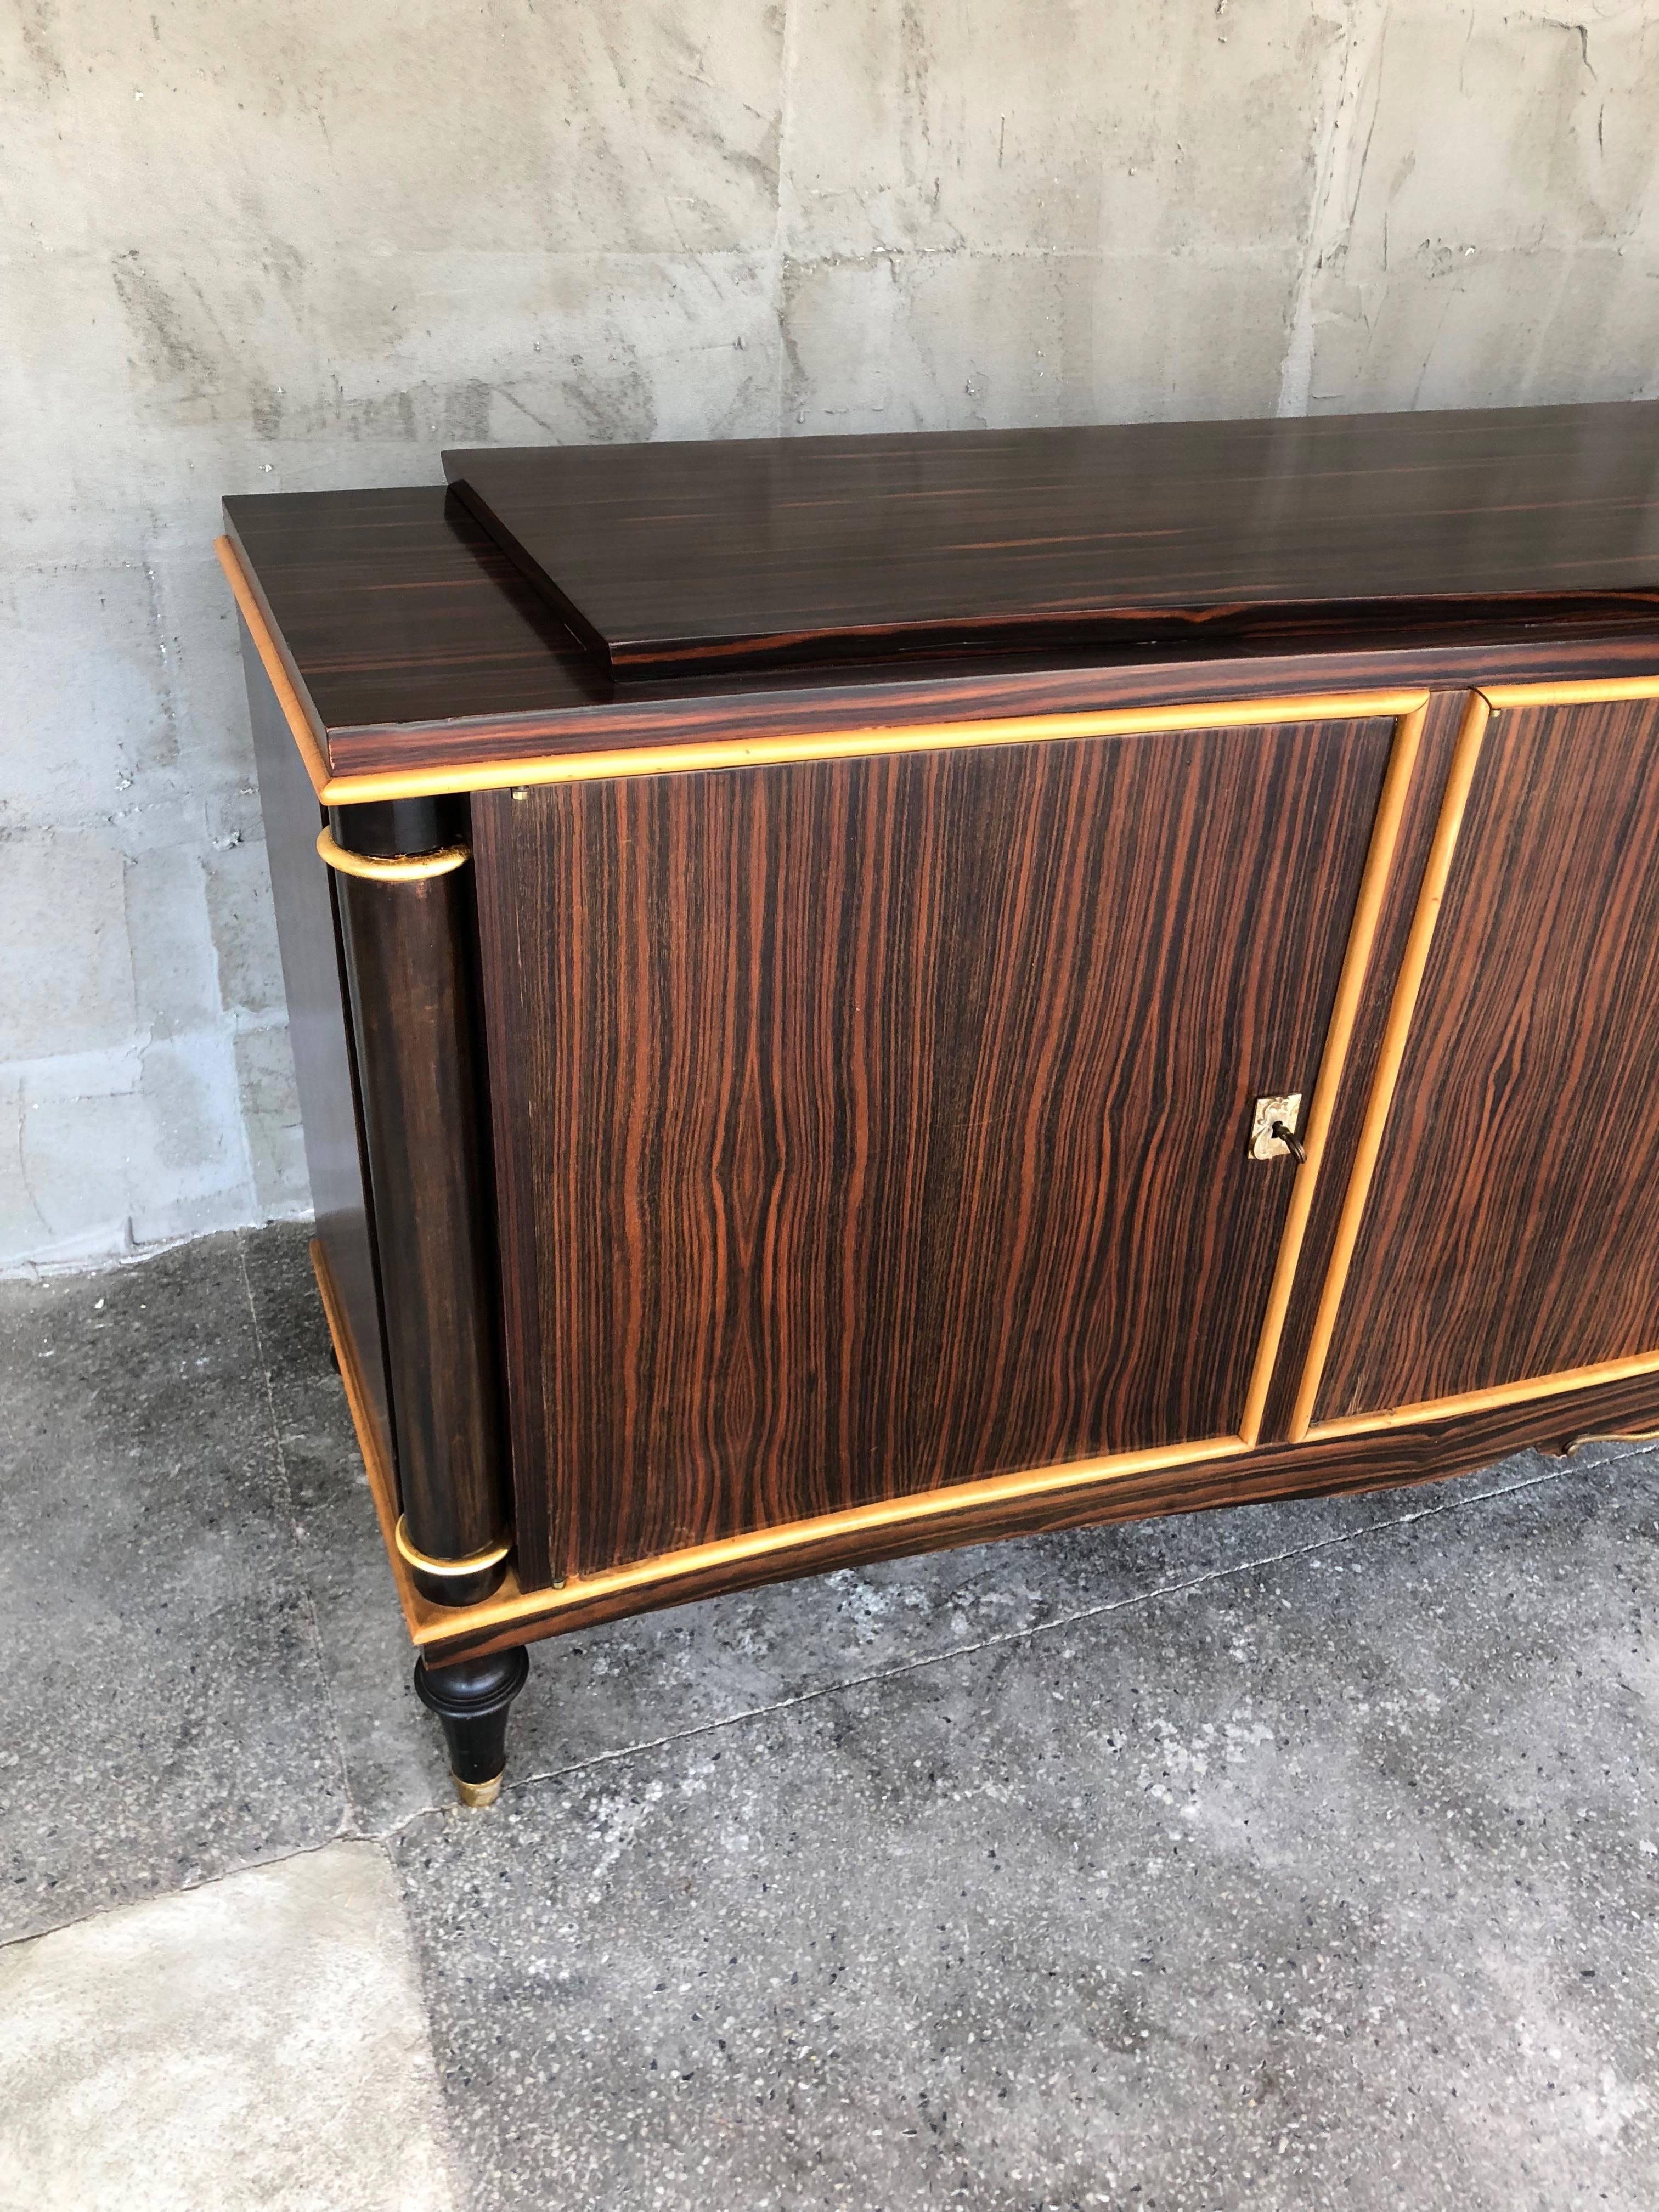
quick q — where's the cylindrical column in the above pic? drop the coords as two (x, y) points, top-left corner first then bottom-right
(325, 795), (510, 1607)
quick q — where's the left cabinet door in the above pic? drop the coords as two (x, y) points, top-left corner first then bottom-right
(474, 710), (1404, 1585)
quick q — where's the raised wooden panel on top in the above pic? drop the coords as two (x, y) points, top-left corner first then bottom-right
(223, 395), (1659, 791)
(445, 404), (1659, 679)
(1313, 690), (1659, 1423)
(473, 711), (1400, 1590)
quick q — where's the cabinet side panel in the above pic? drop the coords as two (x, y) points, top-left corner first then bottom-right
(239, 617), (394, 1470)
(477, 722), (1394, 1585)
(1317, 693), (1659, 1418)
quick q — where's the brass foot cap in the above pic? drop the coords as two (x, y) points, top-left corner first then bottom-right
(454, 1771), (503, 1810)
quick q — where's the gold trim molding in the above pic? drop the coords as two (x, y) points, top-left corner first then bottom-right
(1286, 669), (1659, 1442)
(1237, 703), (1427, 1444)
(216, 534), (335, 797)
(1481, 676), (1659, 709)
(221, 523), (1430, 803)
(312, 1237), (1659, 1665)
(394, 1514), (512, 1578)
(323, 688), (1433, 805)
(314, 1229), (1251, 1654)
(315, 827), (471, 882)
(1306, 1346), (1659, 1440)
(1285, 692), (1493, 1439)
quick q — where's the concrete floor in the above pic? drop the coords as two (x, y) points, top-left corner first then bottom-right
(2, 1224), (1656, 2210)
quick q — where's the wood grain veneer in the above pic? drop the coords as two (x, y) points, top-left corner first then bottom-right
(342, 689), (1428, 795)
(1312, 686), (1659, 1421)
(313, 1233), (1659, 1668)
(443, 405), (1659, 678)
(224, 413), (1659, 792)
(1237, 703), (1427, 1442)
(473, 710), (1397, 1588)
(221, 525), (1441, 806)
(1253, 687), (1475, 1442)
(1289, 692), (1494, 1435)
(217, 536), (332, 797)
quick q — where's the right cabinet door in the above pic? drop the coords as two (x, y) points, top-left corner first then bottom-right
(1311, 686), (1659, 1425)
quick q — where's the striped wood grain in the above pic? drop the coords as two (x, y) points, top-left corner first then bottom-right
(317, 1200), (1659, 1666)
(475, 715), (1397, 1586)
(1312, 688), (1659, 1421)
(1237, 703), (1427, 1442)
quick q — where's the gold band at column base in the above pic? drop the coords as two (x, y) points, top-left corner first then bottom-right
(315, 827), (470, 882)
(454, 1773), (503, 1809)
(394, 1514), (512, 1579)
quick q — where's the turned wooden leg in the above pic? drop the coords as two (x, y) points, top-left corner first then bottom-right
(414, 1646), (531, 1808)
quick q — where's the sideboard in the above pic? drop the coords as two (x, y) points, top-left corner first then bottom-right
(221, 402), (1659, 1804)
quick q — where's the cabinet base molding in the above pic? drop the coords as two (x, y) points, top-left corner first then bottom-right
(1307, 1348), (1659, 1439)
(312, 1238), (1659, 1670)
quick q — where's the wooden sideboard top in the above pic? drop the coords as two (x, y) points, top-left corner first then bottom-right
(442, 404), (1659, 680)
(224, 400), (1659, 781)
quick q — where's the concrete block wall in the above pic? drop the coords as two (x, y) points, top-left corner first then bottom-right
(3, 0), (1656, 1269)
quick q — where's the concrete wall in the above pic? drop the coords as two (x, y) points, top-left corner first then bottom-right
(4, 0), (1657, 1269)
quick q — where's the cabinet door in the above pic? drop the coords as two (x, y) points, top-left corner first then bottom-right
(475, 713), (1400, 1584)
(1310, 690), (1659, 1426)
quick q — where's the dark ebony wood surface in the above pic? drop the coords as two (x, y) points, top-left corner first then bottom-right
(223, 488), (603, 749)
(1319, 693), (1659, 1419)
(1256, 687), (1471, 1440)
(473, 715), (1395, 1587)
(334, 848), (510, 1584)
(413, 1646), (530, 1792)
(224, 483), (1659, 785)
(444, 405), (1659, 678)
(420, 1361), (1659, 1662)
(239, 618), (396, 1474)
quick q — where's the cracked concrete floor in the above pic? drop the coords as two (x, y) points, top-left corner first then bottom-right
(1, 1222), (1656, 2210)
